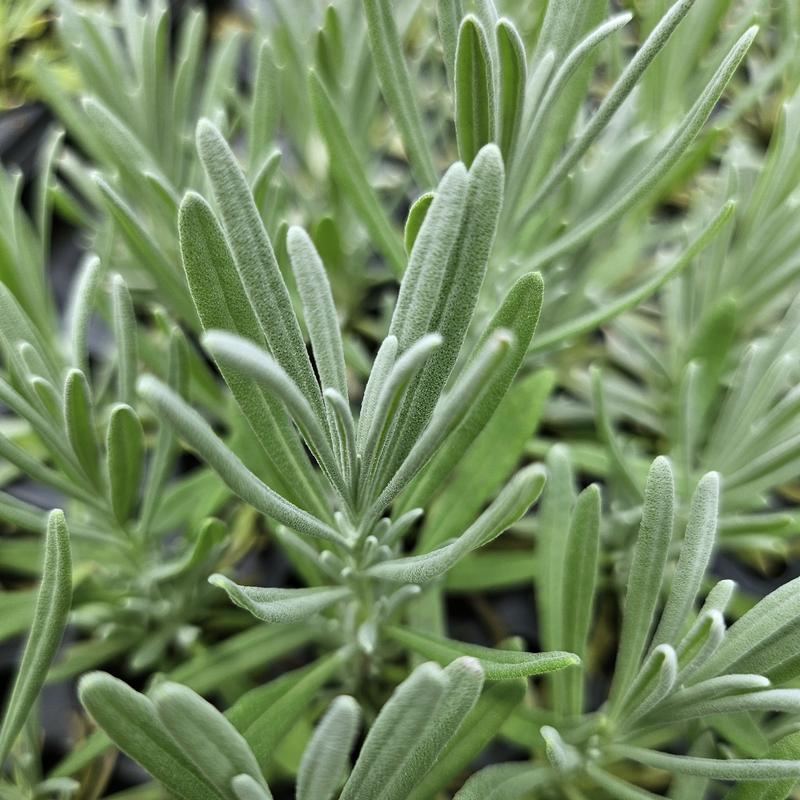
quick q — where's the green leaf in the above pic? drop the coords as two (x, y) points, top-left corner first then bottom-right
(369, 463), (546, 584)
(537, 444), (576, 658)
(453, 764), (550, 799)
(607, 745), (800, 781)
(402, 274), (547, 528)
(446, 550), (536, 593)
(237, 651), (348, 770)
(151, 682), (265, 800)
(455, 16), (495, 167)
(406, 678), (525, 800)
(436, 0), (463, 91)
(652, 471), (720, 648)
(361, 0), (437, 187)
(106, 403), (144, 524)
(385, 626), (577, 680)
(726, 730), (800, 800)
(287, 226), (349, 418)
(556, 484), (600, 716)
(404, 192), (434, 255)
(377, 657), (485, 800)
(209, 576), (351, 624)
(195, 120), (324, 424)
(137, 376), (344, 547)
(63, 368), (102, 488)
(382, 145), (504, 482)
(78, 673), (222, 800)
(248, 40), (279, 172)
(297, 696), (361, 800)
(308, 70), (407, 278)
(231, 775), (273, 800)
(495, 18), (525, 163)
(609, 457), (675, 709)
(360, 334), (443, 491)
(111, 274), (138, 406)
(201, 331), (346, 500)
(357, 336), (398, 454)
(0, 511), (71, 765)
(66, 255), (101, 374)
(339, 662), (448, 800)
(178, 191), (326, 515)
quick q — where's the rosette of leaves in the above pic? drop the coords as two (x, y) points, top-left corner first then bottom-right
(455, 453), (800, 799)
(317, 0), (764, 350)
(555, 91), (800, 561)
(40, 0), (771, 365)
(0, 239), (237, 677)
(136, 118), (577, 704)
(25, 0), (246, 327)
(30, 0), (399, 345)
(79, 656), (524, 800)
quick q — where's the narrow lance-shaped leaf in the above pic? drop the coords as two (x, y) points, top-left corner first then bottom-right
(385, 626), (578, 680)
(357, 336), (398, 453)
(556, 484), (601, 716)
(106, 404), (144, 524)
(436, 0), (464, 92)
(137, 375), (344, 547)
(371, 331), (513, 514)
(64, 368), (103, 488)
(209, 576), (351, 625)
(405, 678), (525, 800)
(111, 274), (138, 406)
(178, 191), (327, 515)
(455, 16), (495, 167)
(297, 696), (361, 800)
(401, 272), (546, 523)
(495, 18), (526, 164)
(453, 764), (550, 800)
(652, 472), (720, 648)
(378, 657), (485, 800)
(369, 463), (546, 584)
(389, 163), (468, 349)
(0, 511), (71, 766)
(360, 334), (443, 492)
(382, 146), (505, 482)
(78, 672), (222, 800)
(537, 445), (576, 660)
(606, 745), (800, 781)
(66, 255), (100, 375)
(232, 775), (273, 800)
(339, 663), (447, 800)
(361, 0), (437, 187)
(195, 119), (324, 425)
(609, 457), (675, 710)
(248, 39), (279, 172)
(287, 226), (348, 410)
(151, 682), (266, 799)
(308, 70), (407, 278)
(202, 331), (348, 501)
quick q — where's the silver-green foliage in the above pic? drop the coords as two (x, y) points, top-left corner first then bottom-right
(79, 657), (488, 800)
